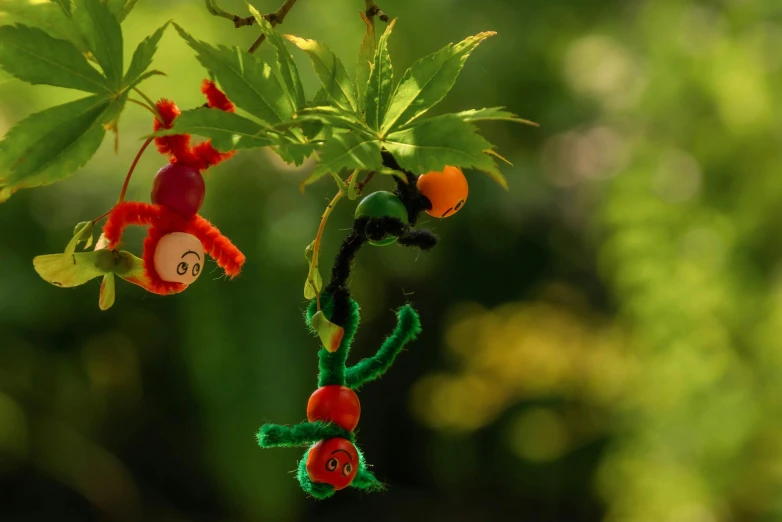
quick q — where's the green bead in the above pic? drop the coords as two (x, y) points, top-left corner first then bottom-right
(354, 191), (409, 246)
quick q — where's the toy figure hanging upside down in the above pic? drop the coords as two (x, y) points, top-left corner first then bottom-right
(102, 80), (245, 295)
(33, 80), (246, 305)
(256, 213), (428, 498)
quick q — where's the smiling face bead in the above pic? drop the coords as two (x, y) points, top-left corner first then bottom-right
(416, 165), (469, 218)
(153, 232), (205, 284)
(306, 438), (359, 490)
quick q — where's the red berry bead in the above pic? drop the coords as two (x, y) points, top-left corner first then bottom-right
(307, 385), (361, 432)
(354, 191), (409, 246)
(151, 163), (205, 218)
(416, 165), (468, 218)
(306, 438), (359, 490)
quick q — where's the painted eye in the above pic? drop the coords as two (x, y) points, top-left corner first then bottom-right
(192, 263), (201, 277)
(341, 462), (352, 476)
(454, 199), (465, 211)
(325, 458), (338, 472)
(177, 262), (188, 275)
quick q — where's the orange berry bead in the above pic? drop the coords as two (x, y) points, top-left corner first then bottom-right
(416, 166), (468, 218)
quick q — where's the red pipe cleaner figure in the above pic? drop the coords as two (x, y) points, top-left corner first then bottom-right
(102, 80), (246, 295)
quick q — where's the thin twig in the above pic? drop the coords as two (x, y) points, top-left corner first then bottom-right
(248, 0), (298, 54)
(310, 171), (357, 311)
(365, 2), (389, 23)
(117, 137), (154, 203)
(355, 171), (375, 195)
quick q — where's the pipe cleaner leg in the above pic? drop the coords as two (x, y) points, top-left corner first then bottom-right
(257, 421), (353, 448)
(345, 304), (422, 390)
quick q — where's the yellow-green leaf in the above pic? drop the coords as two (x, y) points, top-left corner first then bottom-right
(365, 19), (396, 131)
(311, 310), (345, 353)
(99, 272), (116, 310)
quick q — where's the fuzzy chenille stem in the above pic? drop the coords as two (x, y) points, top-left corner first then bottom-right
(345, 304), (422, 389)
(257, 421), (353, 448)
(381, 151), (432, 226)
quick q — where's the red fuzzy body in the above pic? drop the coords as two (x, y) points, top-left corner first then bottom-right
(102, 201), (245, 295)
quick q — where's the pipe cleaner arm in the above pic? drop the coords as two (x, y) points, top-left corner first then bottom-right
(256, 421), (354, 448)
(102, 201), (161, 248)
(186, 215), (246, 278)
(345, 304), (422, 390)
(351, 449), (385, 493)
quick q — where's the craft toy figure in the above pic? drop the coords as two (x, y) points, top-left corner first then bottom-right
(257, 212), (431, 498)
(33, 81), (245, 307)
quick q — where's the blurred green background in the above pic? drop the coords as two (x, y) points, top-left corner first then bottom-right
(2, 0), (782, 520)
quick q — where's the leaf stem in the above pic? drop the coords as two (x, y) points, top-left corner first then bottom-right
(131, 88), (163, 121)
(117, 137), (154, 203)
(248, 0), (298, 54)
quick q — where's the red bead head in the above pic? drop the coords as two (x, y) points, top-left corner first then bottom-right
(416, 165), (468, 218)
(306, 438), (359, 490)
(307, 385), (361, 432)
(151, 163), (205, 218)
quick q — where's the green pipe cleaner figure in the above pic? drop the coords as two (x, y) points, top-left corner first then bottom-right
(256, 216), (427, 499)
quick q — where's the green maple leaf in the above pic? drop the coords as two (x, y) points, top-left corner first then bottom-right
(381, 31), (495, 135)
(72, 0), (123, 88)
(285, 35), (357, 114)
(0, 25), (111, 93)
(160, 108), (275, 151)
(0, 0), (87, 52)
(250, 7), (305, 111)
(365, 19), (396, 131)
(384, 114), (507, 188)
(0, 0), (167, 201)
(175, 23), (293, 126)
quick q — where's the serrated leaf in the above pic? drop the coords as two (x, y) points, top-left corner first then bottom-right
(0, 96), (110, 199)
(157, 108), (274, 150)
(105, 0), (137, 22)
(383, 114), (507, 188)
(285, 35), (357, 113)
(175, 24), (292, 125)
(250, 6), (305, 110)
(72, 0), (123, 88)
(365, 19), (395, 131)
(123, 22), (168, 87)
(0, 25), (110, 93)
(275, 142), (317, 166)
(355, 14), (374, 115)
(382, 31), (495, 135)
(303, 240), (322, 299)
(311, 310), (345, 353)
(454, 107), (538, 126)
(99, 272), (115, 309)
(0, 1), (87, 52)
(124, 69), (164, 90)
(33, 250), (111, 287)
(284, 106), (371, 136)
(306, 133), (382, 187)
(66, 221), (94, 254)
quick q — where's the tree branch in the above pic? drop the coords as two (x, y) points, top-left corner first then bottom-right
(365, 2), (389, 23)
(248, 0), (298, 53)
(206, 0), (298, 50)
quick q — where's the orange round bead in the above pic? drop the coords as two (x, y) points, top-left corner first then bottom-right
(416, 166), (468, 218)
